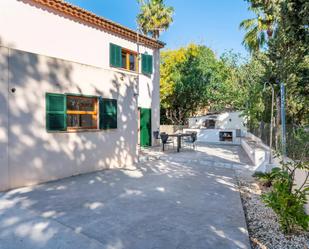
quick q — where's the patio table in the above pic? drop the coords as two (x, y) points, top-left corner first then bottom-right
(168, 133), (193, 152)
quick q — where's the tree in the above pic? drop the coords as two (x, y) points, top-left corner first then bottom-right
(160, 44), (211, 124)
(137, 0), (174, 39)
(241, 0), (309, 155)
(160, 45), (247, 124)
(239, 5), (275, 53)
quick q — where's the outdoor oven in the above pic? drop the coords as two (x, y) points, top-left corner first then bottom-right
(219, 131), (233, 142)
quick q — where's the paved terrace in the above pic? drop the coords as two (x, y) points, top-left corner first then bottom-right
(0, 144), (252, 249)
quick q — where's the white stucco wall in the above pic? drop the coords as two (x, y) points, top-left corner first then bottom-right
(0, 0), (159, 110)
(0, 0), (161, 190)
(188, 112), (247, 131)
(0, 46), (142, 191)
(0, 47), (9, 191)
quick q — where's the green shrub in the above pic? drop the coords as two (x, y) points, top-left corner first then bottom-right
(253, 167), (281, 187)
(261, 161), (309, 234)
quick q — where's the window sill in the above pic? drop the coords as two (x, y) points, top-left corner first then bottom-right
(110, 65), (139, 75)
(47, 128), (117, 133)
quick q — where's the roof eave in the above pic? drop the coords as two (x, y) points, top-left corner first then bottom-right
(23, 0), (165, 49)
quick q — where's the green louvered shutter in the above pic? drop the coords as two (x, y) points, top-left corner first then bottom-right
(46, 93), (67, 131)
(147, 55), (153, 74)
(142, 54), (153, 75)
(141, 54), (148, 74)
(99, 98), (117, 129)
(110, 43), (122, 67)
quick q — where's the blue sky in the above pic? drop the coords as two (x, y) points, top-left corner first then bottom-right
(68, 0), (254, 57)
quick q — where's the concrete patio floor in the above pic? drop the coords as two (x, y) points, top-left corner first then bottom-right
(0, 144), (251, 249)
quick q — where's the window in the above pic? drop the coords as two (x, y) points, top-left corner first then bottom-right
(46, 93), (118, 132)
(66, 95), (98, 130)
(142, 54), (153, 75)
(204, 119), (216, 129)
(129, 54), (136, 71)
(121, 49), (138, 72)
(110, 43), (138, 72)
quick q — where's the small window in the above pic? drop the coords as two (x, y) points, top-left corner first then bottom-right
(66, 95), (98, 130)
(204, 119), (216, 129)
(46, 93), (117, 132)
(110, 43), (138, 72)
(129, 54), (136, 71)
(121, 49), (138, 72)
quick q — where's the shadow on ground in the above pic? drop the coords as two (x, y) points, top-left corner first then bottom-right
(0, 145), (251, 249)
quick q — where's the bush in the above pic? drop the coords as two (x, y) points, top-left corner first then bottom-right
(262, 161), (309, 234)
(253, 167), (281, 187)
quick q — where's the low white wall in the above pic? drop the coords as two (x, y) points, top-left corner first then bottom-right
(240, 138), (267, 171)
(183, 128), (241, 145)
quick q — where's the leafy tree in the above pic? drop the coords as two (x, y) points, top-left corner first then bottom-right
(239, 6), (275, 53)
(160, 44), (212, 124)
(137, 0), (174, 39)
(241, 0), (309, 156)
(160, 45), (247, 124)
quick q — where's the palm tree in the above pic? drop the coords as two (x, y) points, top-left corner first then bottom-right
(240, 7), (274, 53)
(137, 0), (174, 40)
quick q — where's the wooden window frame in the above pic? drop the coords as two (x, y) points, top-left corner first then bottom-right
(120, 48), (138, 73)
(66, 95), (98, 131)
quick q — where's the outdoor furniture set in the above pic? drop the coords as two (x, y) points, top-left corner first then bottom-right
(153, 131), (197, 152)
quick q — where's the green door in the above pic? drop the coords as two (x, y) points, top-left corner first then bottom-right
(140, 108), (152, 147)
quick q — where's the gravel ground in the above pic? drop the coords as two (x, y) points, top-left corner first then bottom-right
(236, 173), (309, 249)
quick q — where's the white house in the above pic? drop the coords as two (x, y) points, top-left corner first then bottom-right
(185, 111), (247, 144)
(0, 0), (164, 191)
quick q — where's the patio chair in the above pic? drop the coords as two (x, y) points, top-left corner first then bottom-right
(153, 131), (161, 146)
(183, 132), (197, 150)
(160, 133), (174, 151)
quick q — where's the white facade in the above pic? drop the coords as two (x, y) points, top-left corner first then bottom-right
(185, 112), (247, 144)
(0, 0), (161, 190)
(188, 111), (247, 130)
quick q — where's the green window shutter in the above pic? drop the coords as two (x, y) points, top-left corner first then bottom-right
(46, 93), (67, 131)
(148, 55), (153, 74)
(142, 54), (148, 74)
(142, 54), (153, 75)
(99, 98), (117, 130)
(110, 43), (122, 67)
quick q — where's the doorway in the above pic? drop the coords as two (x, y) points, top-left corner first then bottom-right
(139, 108), (152, 147)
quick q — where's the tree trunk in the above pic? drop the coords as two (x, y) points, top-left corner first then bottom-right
(165, 109), (175, 125)
(275, 94), (281, 150)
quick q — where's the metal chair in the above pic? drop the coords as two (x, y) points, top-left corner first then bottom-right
(160, 133), (174, 151)
(183, 132), (197, 150)
(153, 131), (160, 146)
